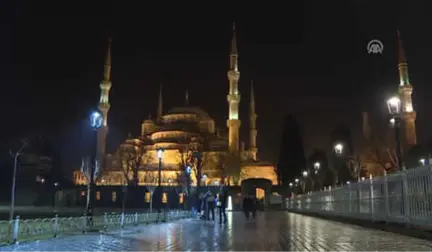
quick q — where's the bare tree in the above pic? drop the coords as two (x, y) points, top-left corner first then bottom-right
(363, 134), (398, 176)
(118, 144), (153, 186)
(80, 157), (103, 210)
(117, 138), (153, 210)
(220, 153), (242, 186)
(143, 172), (157, 212)
(347, 155), (367, 181)
(176, 147), (191, 195)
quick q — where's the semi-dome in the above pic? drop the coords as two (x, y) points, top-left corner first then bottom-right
(167, 106), (210, 118)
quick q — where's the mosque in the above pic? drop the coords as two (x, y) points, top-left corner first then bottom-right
(73, 24), (278, 189)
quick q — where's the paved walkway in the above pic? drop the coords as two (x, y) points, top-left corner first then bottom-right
(1, 212), (432, 251)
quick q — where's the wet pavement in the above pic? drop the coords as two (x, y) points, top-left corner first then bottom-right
(1, 212), (432, 251)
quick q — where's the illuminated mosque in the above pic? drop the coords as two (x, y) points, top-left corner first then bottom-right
(74, 24), (278, 188)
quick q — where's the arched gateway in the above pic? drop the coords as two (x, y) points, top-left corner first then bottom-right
(241, 178), (272, 206)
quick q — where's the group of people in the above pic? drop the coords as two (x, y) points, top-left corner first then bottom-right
(198, 186), (228, 224)
(197, 186), (260, 222)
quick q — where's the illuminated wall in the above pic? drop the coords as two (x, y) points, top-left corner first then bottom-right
(240, 164), (278, 185)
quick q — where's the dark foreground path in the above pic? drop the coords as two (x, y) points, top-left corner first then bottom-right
(1, 212), (431, 251)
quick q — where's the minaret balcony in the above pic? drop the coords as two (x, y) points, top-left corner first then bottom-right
(227, 94), (240, 103)
(227, 70), (240, 80)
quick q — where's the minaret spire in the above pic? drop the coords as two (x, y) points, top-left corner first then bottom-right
(249, 80), (258, 160)
(250, 80), (255, 114)
(230, 22), (238, 71)
(97, 38), (113, 165)
(185, 89), (189, 105)
(397, 30), (409, 86)
(231, 23), (238, 56)
(157, 84), (163, 123)
(396, 30), (417, 148)
(103, 38), (112, 82)
(227, 22), (241, 153)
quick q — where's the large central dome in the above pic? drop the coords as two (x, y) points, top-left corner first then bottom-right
(167, 106), (210, 118)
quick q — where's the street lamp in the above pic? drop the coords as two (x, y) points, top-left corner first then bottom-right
(86, 109), (102, 225)
(202, 174), (208, 185)
(157, 148), (164, 187)
(289, 182), (293, 187)
(419, 158), (426, 166)
(186, 165), (192, 175)
(156, 147), (164, 216)
(386, 96), (404, 170)
(313, 162), (320, 175)
(302, 170), (308, 177)
(294, 178), (299, 183)
(334, 143), (343, 155)
(9, 140), (27, 222)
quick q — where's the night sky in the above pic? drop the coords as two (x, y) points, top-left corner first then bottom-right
(1, 1), (431, 174)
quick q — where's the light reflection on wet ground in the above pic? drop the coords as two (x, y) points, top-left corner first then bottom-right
(1, 212), (432, 251)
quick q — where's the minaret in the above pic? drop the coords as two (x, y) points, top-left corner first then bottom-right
(157, 84), (163, 123)
(97, 38), (112, 160)
(361, 112), (371, 140)
(249, 80), (258, 160)
(185, 89), (189, 105)
(227, 22), (241, 154)
(397, 30), (417, 148)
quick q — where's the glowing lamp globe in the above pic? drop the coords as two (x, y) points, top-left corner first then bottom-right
(387, 96), (401, 115)
(334, 143), (343, 155)
(186, 166), (192, 174)
(90, 110), (103, 130)
(157, 148), (164, 160)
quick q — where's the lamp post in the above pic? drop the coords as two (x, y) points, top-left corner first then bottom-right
(157, 147), (164, 214)
(185, 165), (192, 209)
(302, 171), (308, 193)
(157, 148), (164, 187)
(9, 140), (27, 222)
(86, 109), (102, 225)
(387, 96), (404, 171)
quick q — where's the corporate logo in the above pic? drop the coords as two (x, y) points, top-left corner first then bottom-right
(367, 39), (384, 54)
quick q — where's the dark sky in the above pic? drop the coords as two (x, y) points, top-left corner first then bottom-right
(1, 1), (431, 173)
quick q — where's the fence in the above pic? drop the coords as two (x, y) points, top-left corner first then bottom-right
(286, 165), (432, 230)
(0, 210), (191, 245)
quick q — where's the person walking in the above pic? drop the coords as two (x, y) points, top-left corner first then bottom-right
(242, 195), (251, 220)
(206, 191), (215, 221)
(251, 195), (257, 219)
(217, 185), (228, 224)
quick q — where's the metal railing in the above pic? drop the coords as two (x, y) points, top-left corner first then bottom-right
(286, 165), (432, 230)
(0, 210), (191, 245)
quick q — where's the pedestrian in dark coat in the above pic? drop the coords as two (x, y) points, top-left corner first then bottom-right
(218, 186), (228, 223)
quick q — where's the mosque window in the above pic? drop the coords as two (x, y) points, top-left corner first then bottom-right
(162, 192), (168, 203)
(145, 192), (151, 203)
(96, 191), (101, 200)
(179, 193), (184, 204)
(112, 192), (117, 202)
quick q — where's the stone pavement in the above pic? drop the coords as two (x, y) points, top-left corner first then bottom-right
(1, 212), (432, 251)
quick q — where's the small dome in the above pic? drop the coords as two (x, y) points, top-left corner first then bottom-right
(143, 119), (155, 124)
(167, 106), (210, 118)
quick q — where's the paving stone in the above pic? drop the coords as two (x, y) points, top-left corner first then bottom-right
(1, 212), (432, 251)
